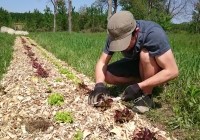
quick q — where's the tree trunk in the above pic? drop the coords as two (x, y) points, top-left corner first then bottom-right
(148, 0), (153, 15)
(107, 0), (112, 21)
(51, 0), (57, 32)
(53, 8), (56, 32)
(68, 0), (72, 33)
(113, 0), (118, 14)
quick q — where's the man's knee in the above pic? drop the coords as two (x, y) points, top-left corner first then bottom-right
(140, 49), (152, 63)
(140, 48), (161, 74)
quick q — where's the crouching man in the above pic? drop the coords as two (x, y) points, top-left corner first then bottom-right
(88, 11), (179, 113)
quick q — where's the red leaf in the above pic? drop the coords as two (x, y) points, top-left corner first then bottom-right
(114, 108), (134, 123)
(132, 128), (156, 140)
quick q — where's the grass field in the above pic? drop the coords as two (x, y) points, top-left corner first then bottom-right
(1, 32), (199, 139)
(0, 33), (15, 80)
(30, 32), (200, 139)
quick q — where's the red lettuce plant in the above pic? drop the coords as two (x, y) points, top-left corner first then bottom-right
(132, 128), (157, 140)
(27, 50), (35, 57)
(36, 65), (49, 78)
(32, 61), (40, 69)
(114, 108), (134, 123)
(21, 38), (26, 44)
(23, 43), (49, 78)
(23, 45), (31, 50)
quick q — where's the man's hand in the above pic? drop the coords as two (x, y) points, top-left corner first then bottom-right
(121, 84), (142, 101)
(88, 83), (109, 106)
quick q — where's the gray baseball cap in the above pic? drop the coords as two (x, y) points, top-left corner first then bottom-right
(107, 11), (136, 52)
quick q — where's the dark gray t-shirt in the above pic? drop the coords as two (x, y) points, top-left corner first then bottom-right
(104, 20), (171, 60)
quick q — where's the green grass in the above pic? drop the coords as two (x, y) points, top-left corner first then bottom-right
(30, 32), (200, 139)
(0, 33), (15, 80)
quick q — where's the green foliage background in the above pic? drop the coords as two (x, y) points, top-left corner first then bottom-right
(0, 0), (199, 33)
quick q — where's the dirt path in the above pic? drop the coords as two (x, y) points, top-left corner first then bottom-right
(0, 36), (173, 140)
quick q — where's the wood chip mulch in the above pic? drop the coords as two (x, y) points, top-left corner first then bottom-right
(0, 36), (175, 140)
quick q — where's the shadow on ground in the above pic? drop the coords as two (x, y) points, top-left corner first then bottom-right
(107, 85), (127, 97)
(152, 86), (165, 109)
(107, 85), (165, 109)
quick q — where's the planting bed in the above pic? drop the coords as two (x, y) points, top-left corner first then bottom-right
(0, 36), (174, 140)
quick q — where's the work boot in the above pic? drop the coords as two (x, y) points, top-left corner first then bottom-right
(122, 93), (154, 114)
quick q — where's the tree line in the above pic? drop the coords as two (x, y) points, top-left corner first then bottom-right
(0, 0), (199, 33)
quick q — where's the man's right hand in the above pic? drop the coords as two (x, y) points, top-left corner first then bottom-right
(121, 84), (142, 101)
(88, 83), (109, 106)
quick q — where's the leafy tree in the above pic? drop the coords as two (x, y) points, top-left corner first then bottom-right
(43, 6), (53, 31)
(191, 0), (200, 33)
(119, 0), (148, 19)
(93, 0), (119, 15)
(119, 0), (172, 30)
(3, 0), (195, 33)
(78, 5), (88, 31)
(83, 6), (107, 32)
(25, 9), (44, 32)
(68, 0), (72, 33)
(0, 7), (12, 27)
(72, 11), (80, 32)
(56, 0), (67, 31)
(147, 1), (172, 30)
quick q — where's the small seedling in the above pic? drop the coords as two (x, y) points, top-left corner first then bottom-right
(54, 111), (73, 123)
(59, 68), (75, 79)
(48, 93), (64, 106)
(55, 78), (62, 82)
(59, 68), (81, 84)
(73, 130), (83, 140)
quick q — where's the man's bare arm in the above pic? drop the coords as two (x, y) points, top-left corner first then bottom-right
(95, 52), (112, 84)
(138, 49), (179, 89)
